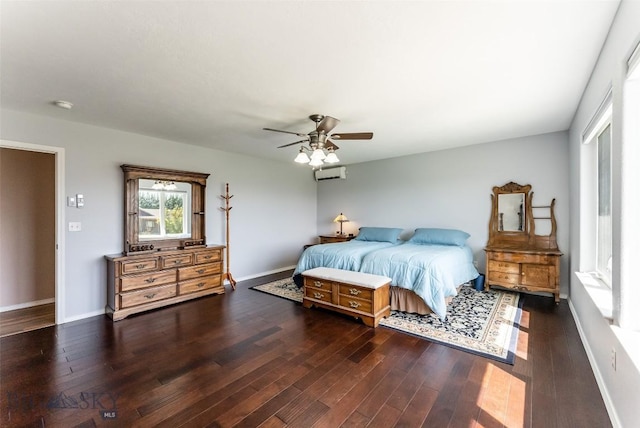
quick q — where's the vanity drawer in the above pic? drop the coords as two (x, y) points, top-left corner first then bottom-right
(162, 253), (193, 269)
(195, 249), (222, 264)
(338, 295), (372, 314)
(180, 276), (222, 294)
(488, 271), (520, 286)
(304, 277), (333, 292)
(338, 284), (373, 300)
(120, 270), (177, 292)
(488, 260), (519, 274)
(121, 258), (159, 275)
(305, 286), (332, 303)
(489, 252), (551, 265)
(179, 263), (222, 281)
(120, 284), (177, 308)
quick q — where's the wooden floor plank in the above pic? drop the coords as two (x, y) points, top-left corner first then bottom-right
(0, 271), (612, 427)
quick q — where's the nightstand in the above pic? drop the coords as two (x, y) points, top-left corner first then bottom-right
(319, 235), (356, 244)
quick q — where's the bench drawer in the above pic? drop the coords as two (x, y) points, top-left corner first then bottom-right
(305, 286), (332, 303)
(338, 295), (372, 314)
(338, 284), (373, 300)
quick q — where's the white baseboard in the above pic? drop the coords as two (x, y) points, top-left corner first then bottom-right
(228, 265), (296, 284)
(568, 298), (620, 428)
(0, 298), (55, 313)
(64, 309), (108, 324)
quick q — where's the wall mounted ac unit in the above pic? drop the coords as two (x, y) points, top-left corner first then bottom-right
(314, 166), (347, 181)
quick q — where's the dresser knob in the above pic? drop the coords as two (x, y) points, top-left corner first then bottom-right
(349, 288), (361, 296)
(145, 277), (156, 283)
(313, 292), (324, 299)
(348, 301), (361, 308)
(144, 293), (156, 299)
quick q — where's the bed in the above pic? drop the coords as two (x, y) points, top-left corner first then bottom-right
(294, 227), (479, 319)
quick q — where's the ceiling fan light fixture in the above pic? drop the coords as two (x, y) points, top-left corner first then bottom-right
(294, 150), (311, 163)
(308, 157), (324, 167)
(324, 152), (339, 163)
(310, 148), (326, 161)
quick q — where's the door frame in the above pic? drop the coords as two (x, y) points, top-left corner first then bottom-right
(1, 139), (65, 324)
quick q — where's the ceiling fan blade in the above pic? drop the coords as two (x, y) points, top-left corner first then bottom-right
(263, 127), (308, 137)
(330, 132), (373, 140)
(325, 140), (340, 151)
(316, 116), (340, 133)
(277, 139), (308, 148)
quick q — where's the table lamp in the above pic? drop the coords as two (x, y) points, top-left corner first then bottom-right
(333, 213), (349, 236)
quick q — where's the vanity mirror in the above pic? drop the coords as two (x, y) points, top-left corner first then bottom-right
(121, 164), (209, 254)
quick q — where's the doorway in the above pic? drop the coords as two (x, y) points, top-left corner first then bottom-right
(0, 140), (65, 331)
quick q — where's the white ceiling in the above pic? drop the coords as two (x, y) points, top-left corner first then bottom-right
(1, 1), (620, 165)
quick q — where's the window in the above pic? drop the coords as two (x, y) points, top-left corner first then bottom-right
(138, 187), (191, 239)
(596, 123), (612, 286)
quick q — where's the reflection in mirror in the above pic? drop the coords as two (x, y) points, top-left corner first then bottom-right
(498, 193), (525, 232)
(138, 179), (192, 241)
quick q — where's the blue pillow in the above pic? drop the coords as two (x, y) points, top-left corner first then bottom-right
(408, 228), (470, 246)
(354, 227), (403, 243)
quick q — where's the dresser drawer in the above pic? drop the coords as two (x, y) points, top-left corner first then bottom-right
(120, 270), (177, 292)
(162, 253), (193, 269)
(305, 286), (332, 303)
(120, 284), (177, 308)
(338, 284), (373, 300)
(488, 260), (519, 274)
(488, 271), (520, 286)
(338, 295), (372, 314)
(121, 258), (159, 275)
(179, 263), (222, 281)
(489, 252), (551, 265)
(195, 249), (222, 264)
(179, 275), (222, 294)
(304, 277), (333, 292)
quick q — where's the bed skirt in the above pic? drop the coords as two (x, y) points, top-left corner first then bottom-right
(389, 286), (455, 315)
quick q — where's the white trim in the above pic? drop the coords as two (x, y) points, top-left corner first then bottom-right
(0, 140), (66, 324)
(64, 309), (107, 323)
(568, 298), (620, 428)
(0, 298), (55, 313)
(582, 87), (613, 144)
(233, 265), (296, 284)
(627, 39), (640, 78)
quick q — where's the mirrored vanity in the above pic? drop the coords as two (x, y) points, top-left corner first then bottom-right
(105, 165), (225, 321)
(484, 182), (562, 303)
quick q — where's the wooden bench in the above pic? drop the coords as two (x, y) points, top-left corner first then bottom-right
(301, 267), (391, 327)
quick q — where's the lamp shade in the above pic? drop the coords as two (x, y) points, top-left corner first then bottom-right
(324, 152), (339, 163)
(294, 151), (310, 163)
(333, 213), (349, 223)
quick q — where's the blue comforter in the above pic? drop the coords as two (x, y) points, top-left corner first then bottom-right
(359, 242), (479, 319)
(293, 240), (397, 285)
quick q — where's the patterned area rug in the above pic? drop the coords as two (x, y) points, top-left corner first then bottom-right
(251, 278), (523, 364)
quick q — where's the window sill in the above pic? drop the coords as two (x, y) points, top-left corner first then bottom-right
(575, 271), (640, 375)
(575, 271), (613, 320)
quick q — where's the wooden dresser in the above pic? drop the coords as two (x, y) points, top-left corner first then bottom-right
(105, 245), (225, 321)
(484, 182), (562, 303)
(485, 248), (561, 303)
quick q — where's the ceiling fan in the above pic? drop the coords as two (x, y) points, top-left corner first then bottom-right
(263, 114), (373, 167)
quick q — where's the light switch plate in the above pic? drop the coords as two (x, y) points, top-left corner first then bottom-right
(76, 194), (84, 208)
(67, 196), (76, 207)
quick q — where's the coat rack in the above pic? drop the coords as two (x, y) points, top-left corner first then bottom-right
(220, 183), (236, 289)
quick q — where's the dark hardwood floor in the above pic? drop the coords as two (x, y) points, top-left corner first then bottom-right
(0, 271), (611, 427)
(0, 303), (55, 338)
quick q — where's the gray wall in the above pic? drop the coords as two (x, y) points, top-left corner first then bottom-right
(1, 109), (318, 321)
(317, 131), (570, 295)
(568, 0), (640, 426)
